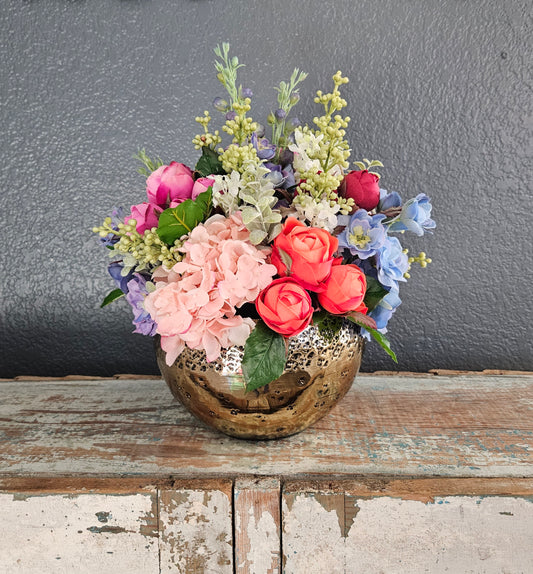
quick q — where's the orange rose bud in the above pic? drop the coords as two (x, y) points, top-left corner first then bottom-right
(317, 264), (367, 315)
(270, 218), (339, 292)
(256, 278), (313, 337)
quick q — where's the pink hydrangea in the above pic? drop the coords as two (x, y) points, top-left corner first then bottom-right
(144, 212), (277, 365)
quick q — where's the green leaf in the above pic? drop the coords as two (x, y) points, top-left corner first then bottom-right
(100, 288), (125, 308)
(364, 277), (389, 312)
(156, 189), (212, 245)
(195, 147), (225, 177)
(277, 248), (292, 273)
(313, 311), (343, 341)
(242, 321), (287, 392)
(346, 316), (397, 363)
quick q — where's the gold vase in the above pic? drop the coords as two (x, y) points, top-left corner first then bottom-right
(156, 322), (364, 440)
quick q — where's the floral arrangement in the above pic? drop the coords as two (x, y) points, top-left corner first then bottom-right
(93, 44), (435, 391)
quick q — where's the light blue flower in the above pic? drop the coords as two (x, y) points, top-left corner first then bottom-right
(338, 209), (387, 259)
(378, 188), (402, 211)
(369, 289), (402, 333)
(376, 236), (409, 290)
(386, 193), (436, 236)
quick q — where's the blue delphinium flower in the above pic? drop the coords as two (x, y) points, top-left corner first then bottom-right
(126, 275), (157, 336)
(376, 236), (409, 290)
(251, 132), (276, 160)
(386, 193), (436, 236)
(378, 188), (402, 211)
(369, 290), (402, 333)
(338, 209), (387, 259)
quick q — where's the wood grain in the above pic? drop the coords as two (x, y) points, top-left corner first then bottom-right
(0, 374), (531, 478)
(234, 477), (281, 574)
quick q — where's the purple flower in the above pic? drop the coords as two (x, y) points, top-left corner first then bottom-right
(100, 207), (125, 247)
(226, 110), (237, 121)
(108, 261), (133, 293)
(274, 108), (287, 121)
(338, 209), (387, 259)
(213, 97), (228, 112)
(251, 132), (276, 160)
(386, 193), (436, 236)
(241, 87), (253, 98)
(125, 274), (157, 336)
(376, 236), (409, 290)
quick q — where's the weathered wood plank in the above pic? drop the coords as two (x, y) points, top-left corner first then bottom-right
(234, 477), (281, 574)
(0, 491), (159, 574)
(159, 479), (233, 573)
(282, 488), (346, 573)
(343, 495), (533, 573)
(0, 374), (531, 477)
(282, 481), (533, 574)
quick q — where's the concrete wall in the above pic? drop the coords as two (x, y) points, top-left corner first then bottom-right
(1, 0), (531, 376)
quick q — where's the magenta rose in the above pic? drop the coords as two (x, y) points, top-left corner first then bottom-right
(191, 177), (215, 200)
(146, 161), (194, 207)
(339, 170), (380, 211)
(126, 202), (162, 234)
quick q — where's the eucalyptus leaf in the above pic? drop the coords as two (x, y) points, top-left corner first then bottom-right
(100, 288), (125, 308)
(242, 321), (287, 392)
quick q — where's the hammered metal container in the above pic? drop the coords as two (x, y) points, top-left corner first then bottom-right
(156, 322), (364, 439)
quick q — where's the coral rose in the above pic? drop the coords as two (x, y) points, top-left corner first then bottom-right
(271, 218), (339, 292)
(256, 278), (313, 337)
(317, 264), (368, 315)
(339, 170), (380, 211)
(146, 161), (194, 207)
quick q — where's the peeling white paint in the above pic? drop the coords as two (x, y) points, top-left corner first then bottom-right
(0, 493), (159, 574)
(283, 494), (346, 574)
(345, 496), (533, 573)
(159, 489), (232, 573)
(237, 507), (279, 573)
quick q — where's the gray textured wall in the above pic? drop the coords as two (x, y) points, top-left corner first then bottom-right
(1, 0), (531, 377)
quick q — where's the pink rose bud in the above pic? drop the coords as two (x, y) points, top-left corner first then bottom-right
(146, 161), (194, 207)
(339, 170), (380, 211)
(191, 177), (215, 200)
(256, 278), (313, 337)
(317, 264), (368, 315)
(126, 202), (163, 234)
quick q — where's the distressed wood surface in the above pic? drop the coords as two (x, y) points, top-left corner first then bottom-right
(282, 483), (533, 573)
(0, 491), (159, 573)
(234, 477), (281, 574)
(0, 374), (531, 478)
(158, 480), (233, 573)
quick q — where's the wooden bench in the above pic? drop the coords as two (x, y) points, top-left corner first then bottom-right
(1, 373), (532, 573)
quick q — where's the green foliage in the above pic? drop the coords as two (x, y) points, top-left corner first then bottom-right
(195, 147), (225, 177)
(347, 315), (398, 363)
(353, 158), (384, 179)
(134, 149), (164, 177)
(156, 189), (212, 245)
(272, 68), (308, 148)
(242, 321), (287, 392)
(214, 42), (244, 106)
(100, 288), (124, 308)
(313, 311), (343, 341)
(363, 276), (389, 312)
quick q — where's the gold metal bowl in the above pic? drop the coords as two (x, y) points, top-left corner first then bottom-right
(156, 322), (364, 439)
